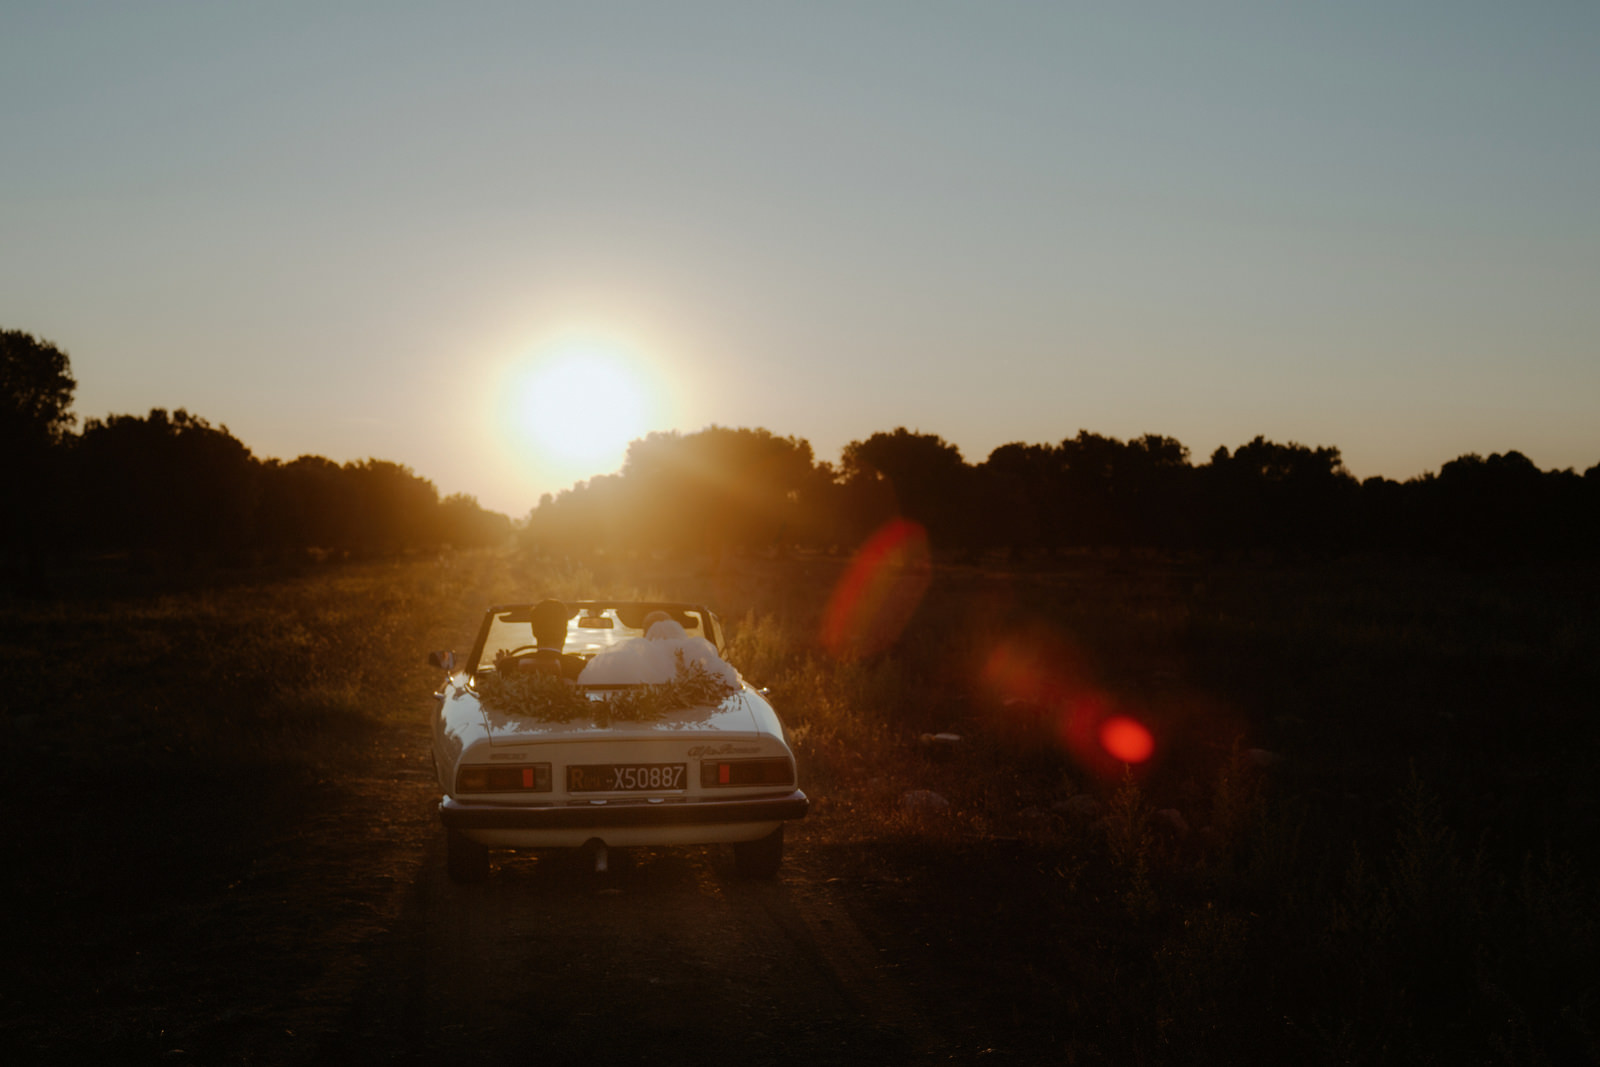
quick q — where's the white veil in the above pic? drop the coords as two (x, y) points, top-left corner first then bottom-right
(576, 617), (740, 687)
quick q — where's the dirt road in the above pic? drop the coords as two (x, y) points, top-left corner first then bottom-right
(150, 766), (962, 1066)
(321, 840), (947, 1064)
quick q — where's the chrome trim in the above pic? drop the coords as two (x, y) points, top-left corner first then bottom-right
(439, 789), (808, 830)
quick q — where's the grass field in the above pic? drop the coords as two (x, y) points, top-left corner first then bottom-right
(2, 548), (1595, 1063)
(645, 548), (1600, 1062)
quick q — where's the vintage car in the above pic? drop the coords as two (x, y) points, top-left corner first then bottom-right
(428, 600), (807, 882)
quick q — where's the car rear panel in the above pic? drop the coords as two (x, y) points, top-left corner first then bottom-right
(439, 791), (807, 849)
(444, 688), (802, 848)
(434, 596), (809, 853)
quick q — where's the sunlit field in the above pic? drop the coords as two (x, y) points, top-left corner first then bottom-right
(2, 548), (1595, 1062)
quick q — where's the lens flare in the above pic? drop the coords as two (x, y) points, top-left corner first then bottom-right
(1099, 715), (1155, 763)
(820, 519), (930, 657)
(980, 627), (1159, 778)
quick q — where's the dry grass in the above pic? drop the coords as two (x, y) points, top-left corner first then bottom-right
(596, 548), (1600, 1063)
(4, 547), (1597, 1063)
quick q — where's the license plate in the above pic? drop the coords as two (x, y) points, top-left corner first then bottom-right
(567, 763), (686, 792)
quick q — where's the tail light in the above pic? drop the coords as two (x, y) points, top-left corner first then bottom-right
(700, 758), (794, 788)
(456, 763), (552, 793)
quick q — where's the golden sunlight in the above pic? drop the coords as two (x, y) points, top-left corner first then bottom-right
(501, 334), (657, 480)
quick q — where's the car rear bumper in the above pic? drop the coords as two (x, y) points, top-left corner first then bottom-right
(438, 789), (808, 830)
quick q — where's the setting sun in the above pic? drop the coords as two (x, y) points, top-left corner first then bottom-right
(502, 335), (659, 481)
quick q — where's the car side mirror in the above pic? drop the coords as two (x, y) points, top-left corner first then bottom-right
(428, 650), (456, 672)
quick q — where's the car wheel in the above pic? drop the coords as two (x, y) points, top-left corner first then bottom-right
(446, 829), (489, 884)
(733, 825), (784, 879)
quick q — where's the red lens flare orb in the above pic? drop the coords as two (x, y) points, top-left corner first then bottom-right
(1098, 715), (1155, 764)
(820, 519), (931, 658)
(980, 627), (1160, 776)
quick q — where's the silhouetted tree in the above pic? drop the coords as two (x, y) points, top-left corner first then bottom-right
(72, 409), (258, 563)
(841, 428), (973, 550)
(528, 472), (633, 557)
(438, 493), (513, 549)
(1201, 436), (1357, 552)
(978, 442), (1062, 555)
(619, 427), (818, 554)
(3, 326), (507, 568)
(1056, 431), (1128, 548)
(1, 330), (77, 571)
(1354, 475), (1422, 555)
(256, 455), (348, 556)
(0, 329), (76, 452)
(1048, 431), (1199, 550)
(790, 459), (861, 549)
(339, 459), (440, 556)
(522, 418), (1600, 566)
(1118, 434), (1196, 548)
(525, 427), (828, 557)
(1582, 463), (1600, 557)
(1420, 450), (1587, 562)
(1538, 465), (1592, 559)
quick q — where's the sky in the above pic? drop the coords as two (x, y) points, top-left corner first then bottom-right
(4, 2), (1597, 516)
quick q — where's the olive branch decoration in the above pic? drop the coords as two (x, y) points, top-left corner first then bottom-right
(477, 649), (738, 726)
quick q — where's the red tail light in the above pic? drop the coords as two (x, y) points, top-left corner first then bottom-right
(456, 763), (552, 793)
(700, 758), (794, 788)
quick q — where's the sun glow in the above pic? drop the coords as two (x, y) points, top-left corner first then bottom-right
(501, 334), (659, 479)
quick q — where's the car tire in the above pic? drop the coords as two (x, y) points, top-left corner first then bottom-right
(446, 829), (489, 884)
(733, 825), (784, 879)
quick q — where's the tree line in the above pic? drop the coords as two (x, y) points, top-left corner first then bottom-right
(2, 329), (510, 577)
(8, 327), (1596, 576)
(525, 425), (1600, 563)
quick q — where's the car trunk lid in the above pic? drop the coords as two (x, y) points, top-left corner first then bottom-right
(482, 688), (760, 746)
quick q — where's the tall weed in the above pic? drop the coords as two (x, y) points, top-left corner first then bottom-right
(1106, 769), (1159, 918)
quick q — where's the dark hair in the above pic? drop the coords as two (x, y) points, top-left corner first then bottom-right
(530, 599), (569, 650)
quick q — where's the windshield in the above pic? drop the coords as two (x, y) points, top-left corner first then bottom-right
(471, 602), (721, 673)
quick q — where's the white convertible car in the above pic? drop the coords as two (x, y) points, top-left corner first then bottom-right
(429, 599), (807, 882)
